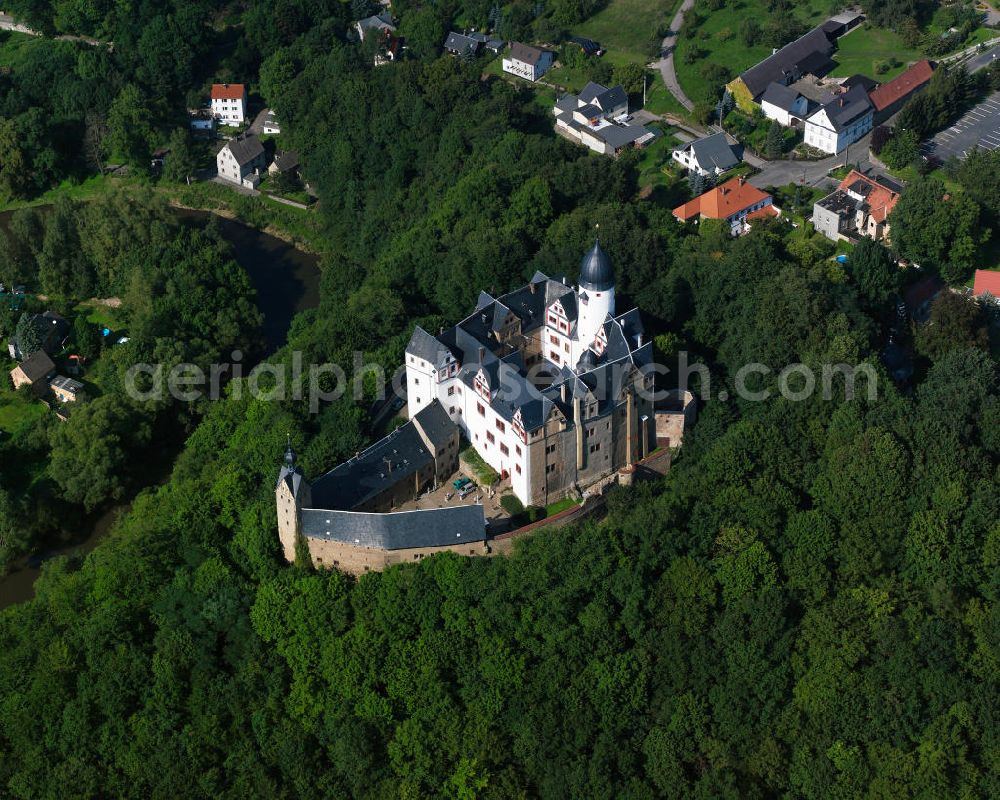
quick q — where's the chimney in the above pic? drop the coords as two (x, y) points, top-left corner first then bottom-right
(636, 332), (643, 347)
(478, 346), (485, 362)
(529, 282), (536, 294)
(738, 176), (744, 186)
(560, 382), (567, 402)
(439, 325), (445, 335)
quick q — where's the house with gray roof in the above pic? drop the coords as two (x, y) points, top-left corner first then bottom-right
(216, 134), (266, 188)
(354, 12), (395, 42)
(671, 132), (741, 177)
(803, 83), (873, 154)
(760, 82), (811, 127)
(553, 82), (655, 156)
(502, 42), (554, 81)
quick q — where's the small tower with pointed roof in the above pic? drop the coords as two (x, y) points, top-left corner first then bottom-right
(276, 437), (311, 563)
(575, 239), (616, 363)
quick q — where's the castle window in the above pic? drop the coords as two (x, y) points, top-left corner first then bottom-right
(564, 343), (569, 353)
(550, 351), (560, 363)
(550, 335), (559, 346)
(547, 463), (556, 473)
(413, 378), (419, 385)
(448, 386), (455, 396)
(515, 464), (521, 474)
(486, 431), (495, 444)
(500, 443), (508, 455)
(495, 420), (505, 433)
(477, 402), (485, 416)
(515, 444), (521, 456)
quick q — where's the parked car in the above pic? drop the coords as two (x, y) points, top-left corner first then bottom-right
(457, 483), (477, 499)
(453, 476), (472, 490)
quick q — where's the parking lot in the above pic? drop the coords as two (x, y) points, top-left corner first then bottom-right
(921, 91), (1000, 162)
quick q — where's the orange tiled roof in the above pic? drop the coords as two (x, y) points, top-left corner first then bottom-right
(868, 60), (934, 112)
(973, 270), (1000, 298)
(673, 177), (772, 222)
(211, 83), (246, 100)
(838, 169), (900, 222)
(746, 205), (779, 221)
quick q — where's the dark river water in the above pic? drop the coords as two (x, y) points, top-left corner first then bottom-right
(0, 210), (322, 609)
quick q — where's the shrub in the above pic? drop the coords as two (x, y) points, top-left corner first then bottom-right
(500, 494), (524, 516)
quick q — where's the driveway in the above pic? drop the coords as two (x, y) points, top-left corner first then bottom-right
(748, 129), (874, 188)
(247, 107), (271, 136)
(921, 91), (1000, 162)
(648, 0), (696, 111)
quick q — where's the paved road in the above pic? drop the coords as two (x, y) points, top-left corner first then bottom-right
(648, 0), (696, 112)
(960, 42), (1000, 73)
(921, 91), (1000, 162)
(749, 129), (876, 188)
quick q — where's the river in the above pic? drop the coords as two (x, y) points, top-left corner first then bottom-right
(0, 211), (322, 609)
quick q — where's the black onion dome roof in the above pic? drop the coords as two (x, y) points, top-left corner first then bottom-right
(578, 239), (614, 291)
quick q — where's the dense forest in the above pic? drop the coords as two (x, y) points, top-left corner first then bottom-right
(0, 3), (999, 799)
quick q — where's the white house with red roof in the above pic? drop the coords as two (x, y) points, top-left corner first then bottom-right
(211, 83), (247, 126)
(972, 270), (1000, 303)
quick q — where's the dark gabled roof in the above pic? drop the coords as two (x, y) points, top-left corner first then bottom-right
(842, 73), (879, 92)
(761, 81), (804, 113)
(738, 26), (835, 98)
(444, 31), (479, 55)
(15, 350), (55, 382)
(356, 12), (394, 32)
(411, 400), (456, 451)
(811, 84), (872, 131)
(49, 374), (83, 393)
(300, 504), (485, 550)
(310, 422), (433, 511)
(509, 42), (549, 65)
(688, 132), (740, 172)
(226, 134), (265, 166)
(407, 325), (456, 367)
(569, 36), (601, 55)
(272, 150), (299, 172)
(578, 82), (626, 112)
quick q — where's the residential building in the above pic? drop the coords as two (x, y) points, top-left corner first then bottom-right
(49, 375), (83, 403)
(673, 176), (778, 234)
(443, 31), (500, 56)
(188, 108), (217, 135)
(869, 59), (935, 123)
(210, 83), (247, 126)
(216, 134), (266, 188)
(972, 270), (1000, 302)
(8, 311), (69, 360)
(671, 132), (740, 176)
(262, 110), (280, 135)
(553, 82), (655, 156)
(10, 350), (55, 394)
(803, 84), (873, 154)
(268, 150), (300, 176)
(812, 169), (902, 242)
(354, 12), (394, 42)
(503, 42), (554, 82)
(760, 82), (810, 127)
(726, 25), (836, 111)
(568, 36), (602, 57)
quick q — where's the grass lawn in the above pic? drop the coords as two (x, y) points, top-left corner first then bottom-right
(544, 496), (581, 516)
(74, 300), (125, 332)
(0, 173), (123, 213)
(634, 125), (683, 189)
(644, 75), (691, 118)
(0, 378), (46, 434)
(674, 1), (827, 105)
(827, 26), (923, 79)
(572, 0), (680, 62)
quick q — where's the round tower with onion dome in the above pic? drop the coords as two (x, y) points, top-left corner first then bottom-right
(576, 239), (615, 357)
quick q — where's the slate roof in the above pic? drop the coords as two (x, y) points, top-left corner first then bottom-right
(509, 42), (548, 65)
(444, 31), (479, 55)
(357, 12), (395, 34)
(411, 400), (456, 451)
(272, 150), (300, 172)
(300, 504), (485, 550)
(737, 26), (836, 98)
(49, 375), (83, 393)
(761, 81), (804, 113)
(686, 132), (740, 172)
(310, 423), (433, 510)
(407, 325), (456, 368)
(810, 84), (872, 131)
(868, 59), (934, 112)
(569, 36), (601, 56)
(841, 74), (879, 92)
(16, 350), (55, 383)
(226, 134), (265, 166)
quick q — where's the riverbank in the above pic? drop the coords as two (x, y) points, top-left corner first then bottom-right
(0, 172), (329, 257)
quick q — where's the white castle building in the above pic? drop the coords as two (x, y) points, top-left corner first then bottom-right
(405, 240), (655, 506)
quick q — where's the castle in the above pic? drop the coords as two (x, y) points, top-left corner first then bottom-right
(278, 241), (657, 574)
